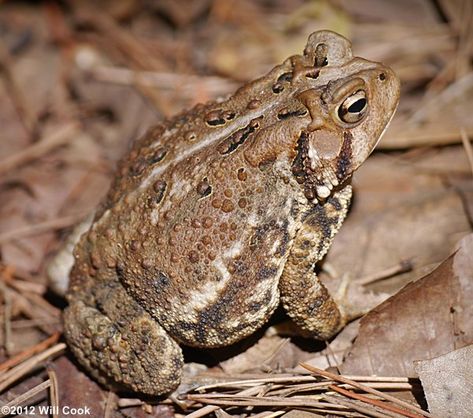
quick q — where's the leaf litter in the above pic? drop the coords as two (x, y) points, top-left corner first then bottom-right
(0, 0), (472, 416)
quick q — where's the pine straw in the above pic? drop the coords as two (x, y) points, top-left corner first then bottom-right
(0, 341), (65, 416)
(0, 342), (431, 418)
(178, 365), (430, 418)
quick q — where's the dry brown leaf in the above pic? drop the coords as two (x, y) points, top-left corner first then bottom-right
(219, 334), (313, 374)
(51, 356), (108, 417)
(0, 132), (108, 272)
(414, 344), (473, 416)
(322, 150), (471, 300)
(340, 233), (473, 377)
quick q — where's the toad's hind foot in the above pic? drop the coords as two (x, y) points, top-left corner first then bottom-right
(64, 301), (183, 396)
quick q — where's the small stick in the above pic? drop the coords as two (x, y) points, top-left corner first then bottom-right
(1, 288), (58, 335)
(380, 129), (473, 149)
(194, 375), (319, 391)
(324, 394), (401, 418)
(185, 405), (220, 418)
(186, 394), (336, 409)
(330, 385), (422, 418)
(0, 379), (51, 411)
(460, 128), (473, 177)
(0, 212), (87, 245)
(300, 364), (432, 418)
(186, 385), (272, 417)
(104, 391), (117, 418)
(10, 318), (61, 330)
(0, 42), (37, 136)
(0, 123), (77, 176)
(0, 343), (66, 393)
(48, 369), (59, 418)
(89, 66), (237, 97)
(0, 281), (12, 356)
(250, 411), (286, 418)
(407, 72), (473, 124)
(358, 260), (413, 286)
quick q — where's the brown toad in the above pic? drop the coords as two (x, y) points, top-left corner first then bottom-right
(62, 31), (400, 395)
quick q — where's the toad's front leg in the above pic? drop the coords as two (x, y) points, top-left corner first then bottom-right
(279, 185), (352, 339)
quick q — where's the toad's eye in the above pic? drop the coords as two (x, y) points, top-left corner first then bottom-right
(337, 90), (367, 124)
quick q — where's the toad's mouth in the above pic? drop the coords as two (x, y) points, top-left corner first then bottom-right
(291, 130), (353, 201)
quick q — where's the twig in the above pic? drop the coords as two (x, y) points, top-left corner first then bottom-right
(0, 123), (77, 176)
(0, 288), (58, 335)
(407, 72), (473, 124)
(460, 128), (473, 177)
(116, 398), (144, 408)
(300, 364), (432, 418)
(88, 66), (237, 98)
(10, 319), (61, 330)
(73, 8), (164, 71)
(324, 394), (402, 418)
(0, 332), (60, 372)
(193, 375), (319, 391)
(0, 212), (88, 245)
(0, 379), (51, 414)
(48, 369), (59, 418)
(187, 385), (273, 417)
(330, 385), (422, 418)
(0, 281), (12, 356)
(104, 391), (117, 418)
(72, 7), (172, 113)
(335, 376), (410, 383)
(0, 343), (66, 393)
(358, 260), (413, 286)
(185, 405), (221, 418)
(0, 41), (37, 136)
(250, 411), (285, 418)
(186, 394), (336, 409)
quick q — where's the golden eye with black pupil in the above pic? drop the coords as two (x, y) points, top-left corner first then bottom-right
(337, 90), (367, 123)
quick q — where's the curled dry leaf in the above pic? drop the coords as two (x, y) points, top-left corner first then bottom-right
(341, 234), (473, 377)
(219, 334), (313, 374)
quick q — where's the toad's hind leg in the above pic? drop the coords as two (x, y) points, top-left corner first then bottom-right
(64, 287), (183, 396)
(279, 185), (352, 340)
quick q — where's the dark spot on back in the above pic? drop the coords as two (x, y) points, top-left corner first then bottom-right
(277, 108), (308, 120)
(217, 117), (262, 155)
(151, 180), (167, 204)
(257, 266), (278, 281)
(197, 178), (212, 197)
(153, 272), (170, 290)
(205, 109), (236, 127)
(150, 147), (167, 164)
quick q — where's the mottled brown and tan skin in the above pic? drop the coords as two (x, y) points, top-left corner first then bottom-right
(64, 31), (400, 395)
